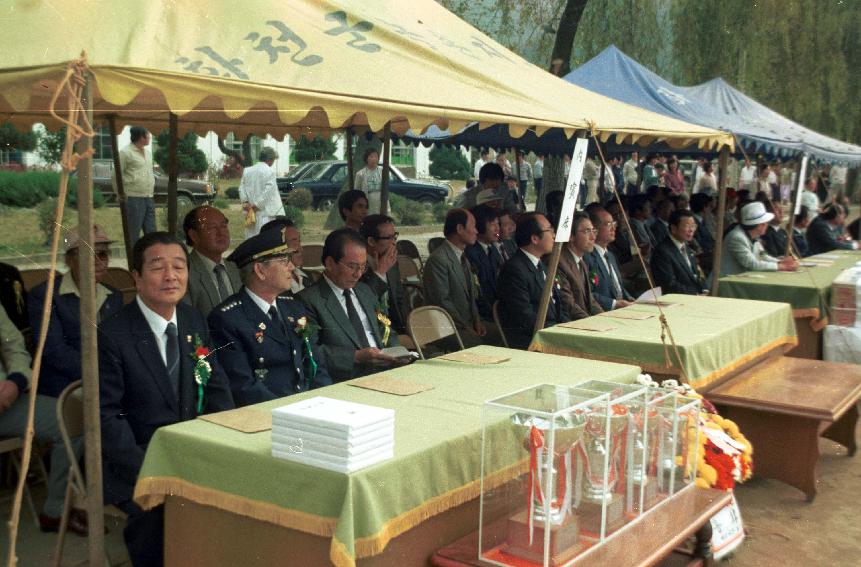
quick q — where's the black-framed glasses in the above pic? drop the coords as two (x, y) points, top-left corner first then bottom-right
(578, 228), (599, 235)
(376, 232), (399, 241)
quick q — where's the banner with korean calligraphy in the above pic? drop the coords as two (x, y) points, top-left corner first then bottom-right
(0, 0), (732, 150)
(555, 138), (590, 243)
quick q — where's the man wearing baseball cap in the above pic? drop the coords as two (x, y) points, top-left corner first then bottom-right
(208, 228), (331, 406)
(28, 225), (123, 397)
(720, 201), (799, 276)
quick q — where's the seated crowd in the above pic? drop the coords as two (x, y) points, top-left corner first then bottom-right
(0, 151), (851, 567)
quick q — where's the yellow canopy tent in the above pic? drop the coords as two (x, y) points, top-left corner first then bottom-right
(0, 0), (731, 149)
(0, 2), (733, 566)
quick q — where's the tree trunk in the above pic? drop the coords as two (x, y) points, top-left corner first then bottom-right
(538, 155), (566, 213)
(548, 0), (589, 76)
(217, 134), (253, 167)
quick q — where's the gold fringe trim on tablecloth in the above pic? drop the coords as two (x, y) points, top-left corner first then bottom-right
(135, 459), (529, 567)
(792, 308), (828, 331)
(530, 335), (798, 390)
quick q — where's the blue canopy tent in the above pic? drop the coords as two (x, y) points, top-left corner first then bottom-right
(563, 45), (861, 165)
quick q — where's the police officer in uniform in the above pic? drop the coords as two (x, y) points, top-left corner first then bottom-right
(208, 228), (331, 407)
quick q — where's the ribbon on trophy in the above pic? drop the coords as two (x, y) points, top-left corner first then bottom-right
(526, 426), (573, 547)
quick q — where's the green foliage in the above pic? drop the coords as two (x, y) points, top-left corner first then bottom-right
(429, 145), (471, 180)
(293, 135), (337, 163)
(212, 199), (229, 209)
(66, 180), (106, 210)
(0, 171), (60, 207)
(285, 187), (313, 210)
(37, 127), (66, 165)
(36, 197), (70, 246)
(431, 200), (452, 223)
(390, 194), (426, 226)
(154, 131), (209, 175)
(283, 205), (305, 229)
(225, 186), (240, 199)
(0, 124), (38, 154)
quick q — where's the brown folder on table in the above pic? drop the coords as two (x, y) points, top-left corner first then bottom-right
(199, 407), (272, 433)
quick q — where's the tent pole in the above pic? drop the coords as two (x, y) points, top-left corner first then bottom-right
(167, 113), (179, 235)
(346, 128), (355, 190)
(77, 74), (107, 567)
(513, 147), (522, 205)
(784, 158), (805, 256)
(710, 146), (730, 295)
(107, 115), (133, 267)
(598, 145), (606, 204)
(380, 123), (391, 214)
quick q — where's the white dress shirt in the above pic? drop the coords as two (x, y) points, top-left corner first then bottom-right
(245, 287), (277, 316)
(136, 296), (178, 367)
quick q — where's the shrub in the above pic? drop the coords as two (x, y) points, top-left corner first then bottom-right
(0, 170), (59, 207)
(429, 145), (471, 181)
(390, 194), (425, 226)
(36, 197), (70, 245)
(225, 186), (239, 199)
(431, 201), (451, 223)
(285, 187), (313, 210)
(283, 205), (305, 230)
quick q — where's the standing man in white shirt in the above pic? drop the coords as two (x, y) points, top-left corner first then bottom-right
(114, 126), (156, 247)
(239, 147), (285, 238)
(623, 152), (639, 195)
(738, 158), (756, 191)
(473, 149), (491, 180)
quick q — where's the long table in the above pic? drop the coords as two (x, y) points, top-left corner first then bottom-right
(718, 249), (861, 358)
(530, 294), (797, 391)
(133, 346), (642, 567)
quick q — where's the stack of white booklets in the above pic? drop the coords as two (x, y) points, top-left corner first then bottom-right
(271, 397), (394, 474)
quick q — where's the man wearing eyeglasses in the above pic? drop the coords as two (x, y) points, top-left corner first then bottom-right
(299, 228), (402, 382)
(182, 206), (242, 317)
(585, 208), (634, 310)
(557, 213), (604, 320)
(497, 212), (570, 349)
(208, 228), (331, 406)
(360, 214), (408, 336)
(28, 225), (123, 398)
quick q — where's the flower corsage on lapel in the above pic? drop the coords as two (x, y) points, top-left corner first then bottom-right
(376, 309), (392, 347)
(293, 316), (319, 389)
(189, 335), (211, 414)
(588, 268), (599, 287)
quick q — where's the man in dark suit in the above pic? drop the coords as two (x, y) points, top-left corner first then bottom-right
(497, 206), (518, 261)
(558, 212), (604, 320)
(585, 207), (635, 311)
(209, 229), (331, 407)
(182, 206), (242, 317)
(792, 206), (811, 257)
(649, 199), (674, 247)
(422, 209), (486, 348)
(260, 217), (313, 299)
(465, 205), (503, 322)
(806, 204), (860, 256)
(28, 224), (123, 397)
(298, 229), (401, 383)
(99, 232), (234, 567)
(497, 212), (569, 349)
(359, 214), (409, 335)
(650, 209), (707, 295)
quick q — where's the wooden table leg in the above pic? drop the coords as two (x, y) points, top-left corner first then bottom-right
(716, 406), (820, 501)
(821, 403), (858, 456)
(693, 520), (714, 567)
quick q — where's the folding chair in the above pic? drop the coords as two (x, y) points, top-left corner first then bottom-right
(396, 239), (423, 270)
(302, 244), (324, 268)
(0, 436), (40, 527)
(407, 306), (464, 360)
(19, 268), (50, 292)
(102, 267), (136, 304)
(427, 237), (445, 255)
(53, 380), (127, 567)
(492, 301), (509, 348)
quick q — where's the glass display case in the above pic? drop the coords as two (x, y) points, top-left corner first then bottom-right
(479, 384), (611, 567)
(479, 382), (702, 567)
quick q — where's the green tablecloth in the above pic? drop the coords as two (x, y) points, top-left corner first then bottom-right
(133, 346), (640, 567)
(718, 250), (861, 316)
(530, 294), (797, 390)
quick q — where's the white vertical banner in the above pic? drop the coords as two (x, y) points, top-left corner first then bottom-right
(793, 154), (810, 215)
(555, 138), (590, 243)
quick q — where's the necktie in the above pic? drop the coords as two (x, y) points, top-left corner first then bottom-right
(214, 264), (230, 301)
(165, 322), (180, 397)
(461, 254), (474, 299)
(268, 305), (288, 336)
(498, 242), (509, 262)
(344, 289), (371, 348)
(488, 245), (502, 275)
(604, 251), (623, 298)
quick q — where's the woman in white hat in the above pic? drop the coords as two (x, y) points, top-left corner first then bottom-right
(719, 201), (798, 276)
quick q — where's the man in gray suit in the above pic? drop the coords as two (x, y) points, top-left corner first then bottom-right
(422, 208), (486, 348)
(720, 201), (799, 276)
(182, 206), (241, 316)
(298, 229), (401, 383)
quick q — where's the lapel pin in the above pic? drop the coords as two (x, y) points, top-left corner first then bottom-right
(186, 335), (192, 343)
(258, 322), (267, 330)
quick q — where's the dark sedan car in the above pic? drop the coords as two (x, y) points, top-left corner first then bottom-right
(92, 170), (216, 207)
(279, 161), (451, 210)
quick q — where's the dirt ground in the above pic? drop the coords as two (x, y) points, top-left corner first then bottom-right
(2, 417), (860, 566)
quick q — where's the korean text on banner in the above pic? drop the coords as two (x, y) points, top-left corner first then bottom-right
(555, 138), (590, 243)
(793, 154), (810, 215)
